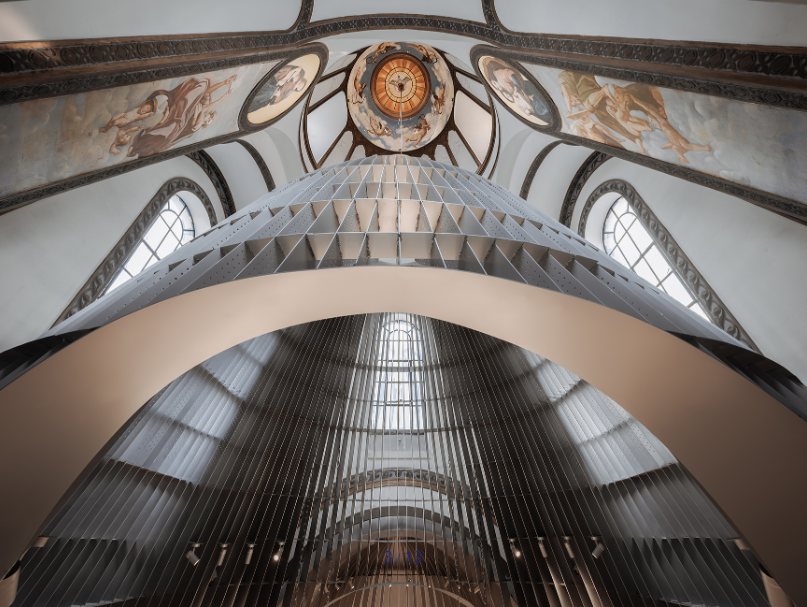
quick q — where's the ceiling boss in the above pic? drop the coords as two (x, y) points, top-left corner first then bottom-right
(347, 42), (454, 152)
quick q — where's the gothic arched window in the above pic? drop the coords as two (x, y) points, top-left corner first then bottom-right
(603, 196), (709, 320)
(106, 194), (195, 294)
(372, 314), (425, 430)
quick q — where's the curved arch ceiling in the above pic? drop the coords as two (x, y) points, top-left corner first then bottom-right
(1, 267), (806, 602)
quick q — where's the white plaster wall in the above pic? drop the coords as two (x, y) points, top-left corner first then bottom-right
(501, 130), (559, 194)
(206, 142), (269, 211)
(0, 157), (222, 353)
(525, 145), (593, 220)
(0, 0), (301, 42)
(241, 130), (297, 187)
(496, 0), (807, 46)
(572, 159), (807, 382)
(312, 0), (485, 23)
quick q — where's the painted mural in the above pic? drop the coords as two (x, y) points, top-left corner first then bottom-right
(522, 64), (807, 204)
(478, 56), (553, 127)
(347, 42), (453, 153)
(246, 54), (321, 125)
(0, 60), (280, 199)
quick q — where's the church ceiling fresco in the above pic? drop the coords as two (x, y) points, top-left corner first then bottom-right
(0, 47), (327, 207)
(303, 43), (496, 175)
(347, 42), (453, 153)
(523, 64), (807, 207)
(471, 46), (807, 223)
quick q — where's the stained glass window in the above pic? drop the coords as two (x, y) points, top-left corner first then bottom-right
(603, 197), (709, 321)
(105, 194), (195, 294)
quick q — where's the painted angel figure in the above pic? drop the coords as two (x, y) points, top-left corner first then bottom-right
(404, 115), (431, 145)
(368, 115), (392, 137)
(412, 44), (438, 63)
(99, 98), (158, 133)
(367, 42), (400, 64)
(125, 74), (237, 158)
(350, 70), (367, 104)
(432, 88), (447, 114)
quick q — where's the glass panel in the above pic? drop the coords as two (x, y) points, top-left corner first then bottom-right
(610, 247), (630, 269)
(156, 233), (180, 259)
(618, 238), (641, 266)
(614, 221), (626, 241)
(144, 218), (170, 250)
(613, 197), (628, 215)
(603, 231), (616, 254)
(603, 211), (617, 234)
(170, 218), (183, 239)
(106, 271), (131, 293)
(644, 246), (672, 280)
(633, 258), (657, 285)
(689, 302), (710, 320)
(169, 195), (183, 213)
(661, 273), (693, 306)
(627, 221), (653, 252)
(124, 243), (152, 275)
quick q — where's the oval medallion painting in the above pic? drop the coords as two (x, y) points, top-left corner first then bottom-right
(245, 54), (321, 126)
(347, 42), (454, 152)
(478, 55), (554, 127)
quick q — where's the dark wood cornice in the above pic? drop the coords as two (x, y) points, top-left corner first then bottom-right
(235, 140), (276, 193)
(186, 150), (236, 217)
(519, 141), (566, 200)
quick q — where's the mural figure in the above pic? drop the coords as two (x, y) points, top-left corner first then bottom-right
(246, 54), (320, 126)
(479, 56), (552, 125)
(367, 42), (400, 64)
(99, 99), (158, 133)
(368, 115), (393, 137)
(124, 74), (237, 157)
(413, 44), (438, 64)
(350, 71), (366, 104)
(108, 125), (143, 155)
(610, 83), (712, 163)
(404, 115), (431, 145)
(558, 71), (712, 163)
(432, 89), (447, 115)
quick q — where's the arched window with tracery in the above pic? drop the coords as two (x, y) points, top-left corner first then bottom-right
(106, 194), (195, 293)
(603, 196), (709, 319)
(372, 314), (425, 430)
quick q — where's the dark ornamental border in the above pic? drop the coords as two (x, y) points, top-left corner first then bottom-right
(559, 151), (611, 226)
(578, 179), (759, 351)
(519, 141), (565, 199)
(2, 0), (806, 107)
(53, 178), (216, 326)
(186, 150), (236, 217)
(236, 140), (276, 192)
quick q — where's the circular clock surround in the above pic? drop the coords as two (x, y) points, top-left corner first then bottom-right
(371, 53), (431, 119)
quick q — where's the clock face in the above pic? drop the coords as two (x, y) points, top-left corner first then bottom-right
(371, 54), (431, 120)
(347, 42), (454, 152)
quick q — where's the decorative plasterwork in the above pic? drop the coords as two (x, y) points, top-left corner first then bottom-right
(519, 141), (565, 200)
(53, 177), (216, 326)
(559, 151), (611, 226)
(579, 179), (758, 351)
(186, 150), (236, 217)
(235, 140), (276, 193)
